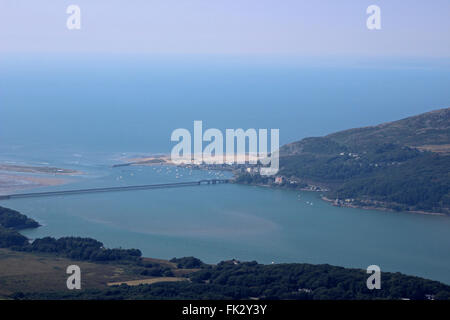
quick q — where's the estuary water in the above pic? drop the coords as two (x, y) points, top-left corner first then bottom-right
(0, 56), (450, 284)
(2, 161), (450, 285)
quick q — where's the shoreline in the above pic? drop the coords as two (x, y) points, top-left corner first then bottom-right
(320, 196), (446, 217)
(115, 154), (449, 218)
(3, 158), (446, 217)
(0, 164), (82, 175)
(234, 181), (448, 217)
(113, 153), (262, 168)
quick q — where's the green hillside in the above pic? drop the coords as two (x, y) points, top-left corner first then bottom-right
(277, 108), (450, 214)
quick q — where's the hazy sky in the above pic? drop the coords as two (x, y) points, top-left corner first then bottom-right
(1, 0), (450, 57)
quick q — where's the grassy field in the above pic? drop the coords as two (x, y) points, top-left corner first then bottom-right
(140, 257), (200, 277)
(107, 277), (187, 286)
(0, 249), (191, 298)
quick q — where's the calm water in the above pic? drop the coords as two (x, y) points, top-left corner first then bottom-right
(0, 56), (450, 284)
(2, 163), (450, 284)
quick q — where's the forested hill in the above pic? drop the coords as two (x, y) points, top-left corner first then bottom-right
(277, 108), (450, 214)
(282, 108), (450, 155)
(0, 206), (40, 230)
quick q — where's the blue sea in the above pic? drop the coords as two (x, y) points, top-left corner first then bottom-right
(1, 55), (450, 284)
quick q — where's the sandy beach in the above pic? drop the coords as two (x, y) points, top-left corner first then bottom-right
(0, 164), (80, 175)
(117, 153), (262, 167)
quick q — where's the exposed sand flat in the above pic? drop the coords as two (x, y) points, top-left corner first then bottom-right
(0, 164), (78, 194)
(0, 173), (68, 195)
(0, 163), (83, 194)
(0, 164), (81, 175)
(123, 156), (169, 166)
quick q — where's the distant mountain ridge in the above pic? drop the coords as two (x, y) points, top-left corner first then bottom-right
(328, 107), (450, 152)
(282, 107), (450, 155)
(277, 107), (450, 214)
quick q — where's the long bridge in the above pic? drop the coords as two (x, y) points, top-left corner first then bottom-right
(0, 179), (230, 200)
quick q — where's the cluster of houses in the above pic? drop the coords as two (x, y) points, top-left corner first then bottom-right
(245, 167), (260, 174)
(340, 152), (360, 159)
(333, 198), (355, 206)
(273, 175), (328, 191)
(243, 166), (329, 191)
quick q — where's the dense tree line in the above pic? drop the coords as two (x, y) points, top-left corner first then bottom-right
(13, 260), (450, 300)
(0, 206), (40, 229)
(0, 225), (29, 248)
(20, 236), (142, 262)
(170, 256), (207, 269)
(0, 207), (169, 276)
(0, 206), (38, 248)
(0, 227), (176, 278)
(0, 205), (143, 263)
(0, 223), (142, 263)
